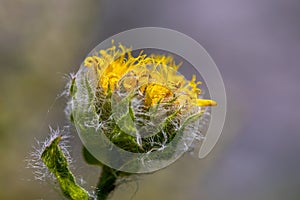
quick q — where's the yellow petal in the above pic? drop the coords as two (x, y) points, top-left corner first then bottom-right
(195, 99), (217, 107)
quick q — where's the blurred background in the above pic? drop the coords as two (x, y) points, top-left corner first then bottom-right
(0, 0), (300, 199)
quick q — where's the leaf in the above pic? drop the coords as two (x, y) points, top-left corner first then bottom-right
(41, 136), (90, 200)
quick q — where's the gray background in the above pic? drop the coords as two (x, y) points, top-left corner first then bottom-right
(0, 0), (299, 199)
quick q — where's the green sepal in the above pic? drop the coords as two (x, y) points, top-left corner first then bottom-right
(69, 76), (77, 98)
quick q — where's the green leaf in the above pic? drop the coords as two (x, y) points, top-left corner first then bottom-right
(41, 136), (90, 200)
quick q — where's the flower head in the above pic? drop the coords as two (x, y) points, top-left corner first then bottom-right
(69, 41), (217, 172)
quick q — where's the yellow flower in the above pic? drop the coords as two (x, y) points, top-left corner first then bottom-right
(83, 41), (217, 108)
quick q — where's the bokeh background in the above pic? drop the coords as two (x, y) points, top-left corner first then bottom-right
(1, 0), (300, 199)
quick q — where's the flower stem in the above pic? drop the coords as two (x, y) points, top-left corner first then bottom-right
(95, 165), (118, 200)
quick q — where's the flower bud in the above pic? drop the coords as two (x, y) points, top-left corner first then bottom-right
(69, 42), (216, 173)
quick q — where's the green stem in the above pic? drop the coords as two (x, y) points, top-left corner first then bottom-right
(95, 165), (118, 200)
